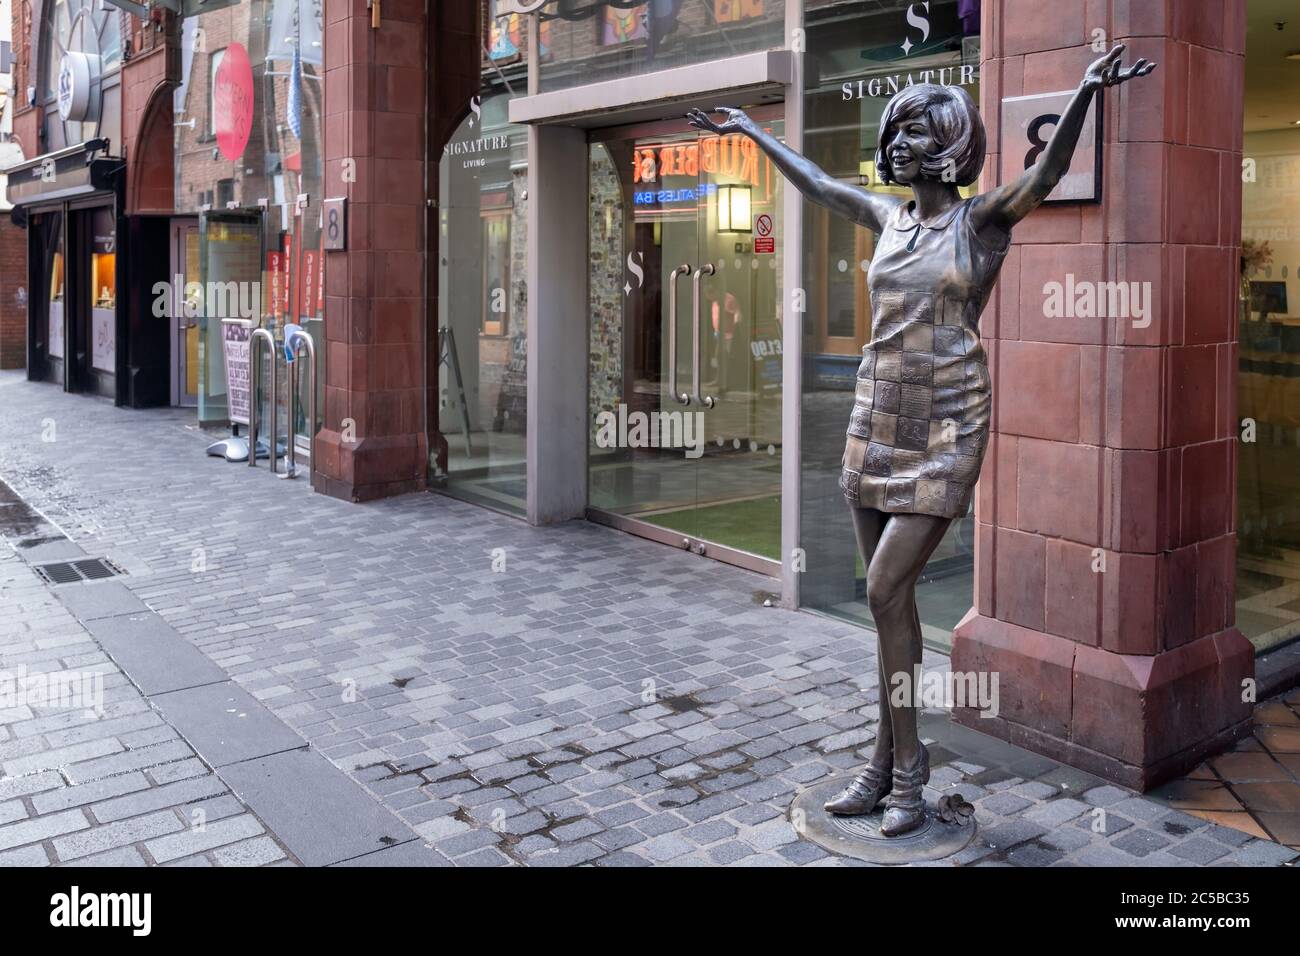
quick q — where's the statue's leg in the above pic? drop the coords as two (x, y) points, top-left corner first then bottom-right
(865, 513), (952, 769)
(849, 506), (892, 763)
(823, 506), (892, 816)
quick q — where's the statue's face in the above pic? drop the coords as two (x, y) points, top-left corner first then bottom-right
(887, 111), (937, 185)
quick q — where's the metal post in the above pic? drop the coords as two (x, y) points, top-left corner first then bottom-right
(280, 330), (317, 489)
(249, 328), (278, 473)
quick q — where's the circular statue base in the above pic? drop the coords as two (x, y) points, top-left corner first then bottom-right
(790, 775), (977, 864)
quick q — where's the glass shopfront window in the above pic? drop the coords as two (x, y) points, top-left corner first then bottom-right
(48, 219), (66, 363)
(433, 88), (529, 514)
(173, 1), (325, 441)
(586, 114), (785, 572)
(1236, 0), (1300, 652)
(532, 0), (786, 93)
(799, 0), (981, 647)
(36, 213), (67, 379)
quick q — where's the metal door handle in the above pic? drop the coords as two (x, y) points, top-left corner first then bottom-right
(692, 263), (716, 408)
(667, 264), (691, 405)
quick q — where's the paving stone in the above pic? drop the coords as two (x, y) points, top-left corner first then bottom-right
(212, 837), (289, 867)
(1022, 797), (1090, 828)
(981, 819), (1048, 851)
(980, 792), (1032, 816)
(59, 846), (147, 867)
(1111, 828), (1172, 858)
(1228, 839), (1300, 866)
(1006, 841), (1066, 867)
(53, 810), (184, 862)
(0, 808), (89, 852)
(1167, 837), (1231, 865)
(145, 814), (266, 864)
(639, 832), (696, 862)
(0, 843), (51, 866)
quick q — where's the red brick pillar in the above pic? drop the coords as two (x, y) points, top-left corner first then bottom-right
(0, 223), (25, 369)
(953, 0), (1253, 790)
(314, 0), (425, 501)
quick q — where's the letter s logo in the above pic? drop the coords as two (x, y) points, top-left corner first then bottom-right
(902, 1), (930, 55)
(626, 251), (644, 294)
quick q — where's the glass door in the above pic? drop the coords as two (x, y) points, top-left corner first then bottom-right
(198, 210), (264, 425)
(587, 112), (783, 575)
(171, 221), (200, 407)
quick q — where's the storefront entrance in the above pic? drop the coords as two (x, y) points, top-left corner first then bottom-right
(21, 198), (119, 399)
(170, 220), (200, 408)
(586, 112), (784, 576)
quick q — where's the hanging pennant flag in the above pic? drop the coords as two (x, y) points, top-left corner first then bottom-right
(287, 39), (303, 140)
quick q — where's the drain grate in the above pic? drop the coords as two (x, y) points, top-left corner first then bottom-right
(33, 558), (126, 586)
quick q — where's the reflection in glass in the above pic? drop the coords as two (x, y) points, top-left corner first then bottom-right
(433, 91), (529, 514)
(177, 1), (325, 446)
(587, 118), (784, 565)
(1237, 30), (1300, 651)
(537, 0), (785, 93)
(799, 0), (980, 649)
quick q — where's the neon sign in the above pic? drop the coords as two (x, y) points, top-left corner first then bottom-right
(632, 132), (776, 207)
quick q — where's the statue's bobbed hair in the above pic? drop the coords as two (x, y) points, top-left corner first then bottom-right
(875, 84), (985, 187)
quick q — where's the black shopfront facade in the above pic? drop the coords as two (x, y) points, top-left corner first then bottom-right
(8, 140), (143, 404)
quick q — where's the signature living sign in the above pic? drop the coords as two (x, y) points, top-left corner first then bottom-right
(834, 1), (980, 100)
(444, 132), (511, 170)
(840, 63), (977, 101)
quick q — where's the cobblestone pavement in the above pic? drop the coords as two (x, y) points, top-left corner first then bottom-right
(0, 546), (295, 867)
(1, 371), (1296, 867)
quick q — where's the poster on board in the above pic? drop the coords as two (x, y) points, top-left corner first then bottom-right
(222, 319), (252, 426)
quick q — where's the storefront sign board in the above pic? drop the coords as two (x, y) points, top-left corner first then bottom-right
(222, 319), (253, 426)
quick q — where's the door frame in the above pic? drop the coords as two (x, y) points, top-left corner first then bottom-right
(169, 217), (200, 407)
(584, 105), (786, 581)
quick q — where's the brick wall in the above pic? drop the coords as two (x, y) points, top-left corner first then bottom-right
(0, 221), (25, 369)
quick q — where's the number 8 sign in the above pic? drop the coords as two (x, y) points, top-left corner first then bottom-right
(323, 198), (347, 251)
(998, 89), (1102, 204)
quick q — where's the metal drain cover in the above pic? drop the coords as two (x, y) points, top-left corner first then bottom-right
(789, 774), (977, 864)
(33, 558), (126, 586)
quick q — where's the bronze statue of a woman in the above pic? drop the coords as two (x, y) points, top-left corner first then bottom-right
(689, 45), (1155, 837)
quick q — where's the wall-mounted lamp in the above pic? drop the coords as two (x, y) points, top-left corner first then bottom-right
(716, 184), (751, 234)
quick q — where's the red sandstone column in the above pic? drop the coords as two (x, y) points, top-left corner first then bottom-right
(316, 0), (427, 501)
(953, 0), (1253, 790)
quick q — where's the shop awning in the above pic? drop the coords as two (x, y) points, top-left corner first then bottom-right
(4, 140), (123, 218)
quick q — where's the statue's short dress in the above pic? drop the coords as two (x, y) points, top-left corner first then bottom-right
(840, 197), (1010, 519)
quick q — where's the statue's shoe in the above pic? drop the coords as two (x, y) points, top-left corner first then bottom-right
(823, 761), (892, 816)
(879, 743), (931, 837)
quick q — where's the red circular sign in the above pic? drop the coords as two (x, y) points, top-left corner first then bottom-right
(756, 214), (773, 237)
(214, 43), (254, 161)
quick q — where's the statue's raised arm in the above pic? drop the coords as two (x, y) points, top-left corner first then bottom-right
(686, 107), (904, 235)
(968, 44), (1155, 237)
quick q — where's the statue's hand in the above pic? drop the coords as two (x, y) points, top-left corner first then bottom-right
(1083, 43), (1156, 92)
(686, 107), (756, 136)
